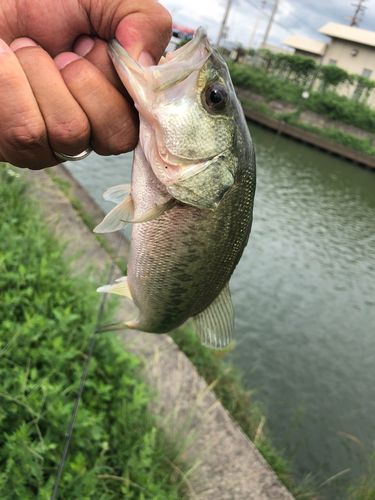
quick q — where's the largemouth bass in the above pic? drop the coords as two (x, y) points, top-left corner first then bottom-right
(95, 27), (256, 350)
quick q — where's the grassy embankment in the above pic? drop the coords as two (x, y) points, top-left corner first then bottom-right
(227, 61), (375, 157)
(0, 163), (189, 500)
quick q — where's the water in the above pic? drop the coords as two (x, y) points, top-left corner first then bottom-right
(66, 123), (375, 496)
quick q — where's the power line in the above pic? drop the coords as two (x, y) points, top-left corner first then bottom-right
(241, 0), (315, 37)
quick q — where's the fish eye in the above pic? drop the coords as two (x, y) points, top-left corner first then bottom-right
(204, 83), (228, 111)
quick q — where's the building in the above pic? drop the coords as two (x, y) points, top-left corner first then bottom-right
(283, 35), (327, 62)
(318, 23), (375, 81)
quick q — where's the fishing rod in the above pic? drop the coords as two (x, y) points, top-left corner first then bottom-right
(51, 231), (123, 500)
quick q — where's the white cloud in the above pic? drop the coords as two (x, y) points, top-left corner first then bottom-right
(159, 0), (375, 50)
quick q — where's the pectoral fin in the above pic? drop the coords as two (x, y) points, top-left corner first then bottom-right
(94, 194), (135, 233)
(94, 194), (175, 233)
(129, 198), (176, 224)
(193, 282), (234, 350)
(103, 184), (131, 204)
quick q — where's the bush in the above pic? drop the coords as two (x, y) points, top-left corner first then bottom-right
(318, 65), (353, 92)
(228, 61), (302, 104)
(304, 91), (375, 132)
(228, 61), (375, 134)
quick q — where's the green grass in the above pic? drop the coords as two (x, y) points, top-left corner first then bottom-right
(0, 164), (187, 500)
(346, 448), (375, 500)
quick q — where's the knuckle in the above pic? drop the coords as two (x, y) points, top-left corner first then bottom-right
(48, 114), (90, 150)
(96, 117), (138, 156)
(5, 120), (46, 153)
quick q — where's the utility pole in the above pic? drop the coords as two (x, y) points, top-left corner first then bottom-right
(261, 0), (278, 48)
(248, 1), (267, 49)
(217, 0), (233, 49)
(350, 0), (368, 26)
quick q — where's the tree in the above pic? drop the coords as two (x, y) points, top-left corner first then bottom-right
(318, 65), (353, 93)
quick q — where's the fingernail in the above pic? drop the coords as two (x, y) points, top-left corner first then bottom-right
(73, 35), (95, 57)
(138, 51), (156, 67)
(0, 38), (9, 54)
(54, 52), (81, 70)
(10, 37), (39, 52)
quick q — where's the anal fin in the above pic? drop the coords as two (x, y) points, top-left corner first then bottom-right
(97, 276), (133, 299)
(193, 282), (234, 350)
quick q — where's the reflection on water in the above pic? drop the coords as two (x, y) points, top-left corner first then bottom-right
(67, 124), (375, 496)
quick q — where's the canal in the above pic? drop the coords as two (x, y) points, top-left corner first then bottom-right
(66, 122), (375, 496)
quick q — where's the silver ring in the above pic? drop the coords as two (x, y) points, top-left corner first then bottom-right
(54, 145), (93, 162)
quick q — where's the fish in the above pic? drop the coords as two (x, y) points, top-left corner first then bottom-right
(94, 27), (256, 350)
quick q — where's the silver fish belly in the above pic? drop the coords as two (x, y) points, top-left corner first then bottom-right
(95, 27), (256, 349)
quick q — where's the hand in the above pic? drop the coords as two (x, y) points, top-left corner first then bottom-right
(0, 0), (171, 169)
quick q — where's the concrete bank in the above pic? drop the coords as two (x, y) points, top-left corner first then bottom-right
(26, 166), (295, 500)
(240, 105), (375, 172)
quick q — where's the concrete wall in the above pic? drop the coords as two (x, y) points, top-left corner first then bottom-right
(322, 39), (375, 77)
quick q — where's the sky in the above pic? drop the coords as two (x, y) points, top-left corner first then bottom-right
(159, 0), (375, 50)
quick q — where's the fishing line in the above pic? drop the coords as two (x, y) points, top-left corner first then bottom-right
(51, 231), (123, 500)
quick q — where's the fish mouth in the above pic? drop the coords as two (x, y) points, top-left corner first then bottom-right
(108, 27), (211, 98)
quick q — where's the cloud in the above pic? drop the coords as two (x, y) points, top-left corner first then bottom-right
(160, 0), (375, 49)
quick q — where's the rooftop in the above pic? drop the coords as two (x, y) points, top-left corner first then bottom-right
(319, 22), (375, 48)
(283, 35), (327, 56)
